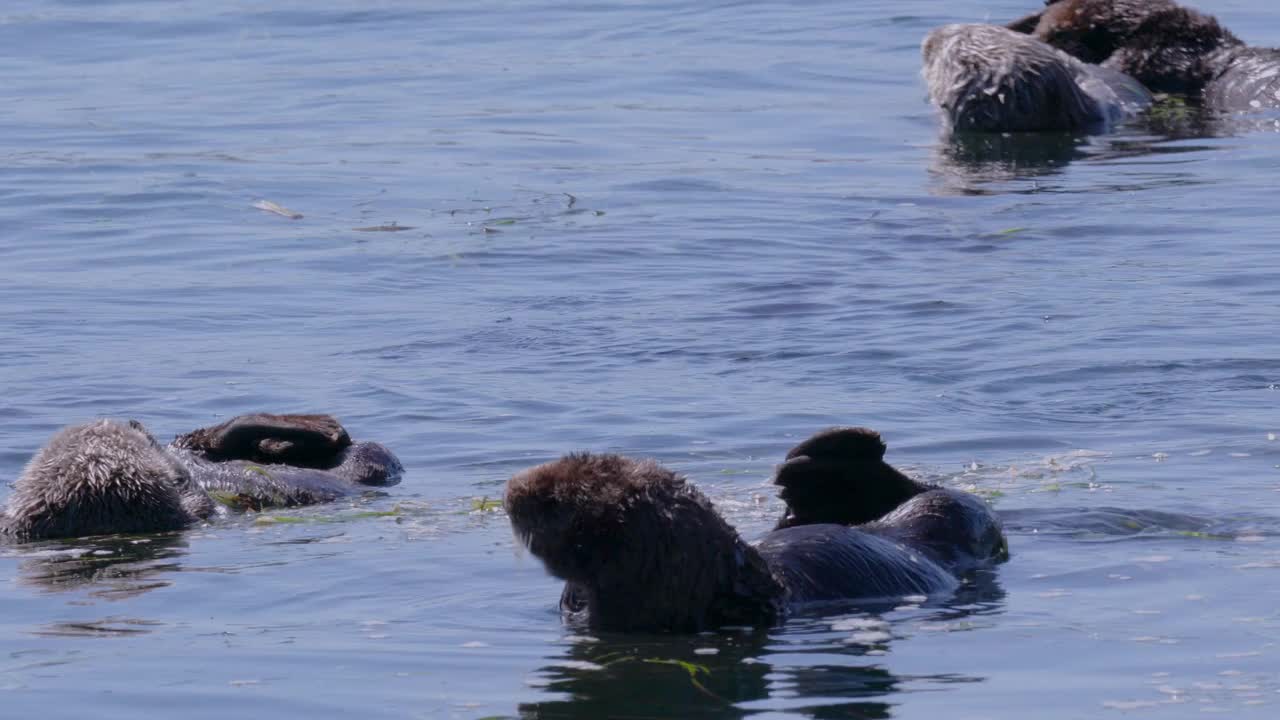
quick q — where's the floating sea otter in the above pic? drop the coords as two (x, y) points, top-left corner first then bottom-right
(1010, 0), (1280, 111)
(922, 23), (1152, 132)
(0, 413), (402, 540)
(505, 427), (1005, 633)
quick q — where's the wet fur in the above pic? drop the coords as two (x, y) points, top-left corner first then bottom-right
(506, 453), (782, 633)
(1, 415), (402, 540)
(922, 23), (1151, 132)
(1014, 0), (1280, 110)
(2, 421), (208, 540)
(506, 437), (1002, 633)
(171, 413), (351, 468)
(774, 427), (1007, 571)
(774, 426), (920, 528)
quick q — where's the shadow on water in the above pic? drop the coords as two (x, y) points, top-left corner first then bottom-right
(517, 574), (1005, 720)
(9, 532), (190, 600)
(926, 100), (1275, 195)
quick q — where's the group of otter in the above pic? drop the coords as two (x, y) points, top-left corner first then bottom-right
(0, 414), (403, 539)
(2, 413), (1007, 633)
(7, 0), (1263, 634)
(924, 0), (1280, 132)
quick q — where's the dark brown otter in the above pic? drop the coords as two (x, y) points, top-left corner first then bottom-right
(922, 23), (1152, 132)
(1, 414), (402, 540)
(170, 412), (402, 490)
(171, 413), (351, 468)
(506, 431), (1003, 633)
(774, 427), (1007, 572)
(1011, 0), (1280, 111)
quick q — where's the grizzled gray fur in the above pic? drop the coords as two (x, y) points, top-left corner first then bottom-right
(923, 23), (1151, 132)
(2, 420), (210, 540)
(1, 414), (403, 541)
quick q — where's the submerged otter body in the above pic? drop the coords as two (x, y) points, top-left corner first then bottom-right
(1013, 0), (1280, 112)
(0, 414), (402, 541)
(169, 413), (402, 506)
(923, 23), (1151, 132)
(505, 428), (1006, 633)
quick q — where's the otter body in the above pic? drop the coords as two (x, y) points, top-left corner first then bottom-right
(757, 524), (958, 604)
(1013, 0), (1280, 112)
(922, 23), (1151, 132)
(774, 427), (1007, 572)
(1206, 47), (1280, 111)
(1, 414), (402, 541)
(506, 428), (1006, 633)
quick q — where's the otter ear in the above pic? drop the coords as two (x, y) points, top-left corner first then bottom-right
(784, 427), (887, 463)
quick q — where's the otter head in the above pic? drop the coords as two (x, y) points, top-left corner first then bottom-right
(1018, 0), (1241, 96)
(922, 24), (1109, 132)
(774, 427), (927, 529)
(330, 441), (405, 487)
(505, 453), (782, 632)
(4, 420), (211, 540)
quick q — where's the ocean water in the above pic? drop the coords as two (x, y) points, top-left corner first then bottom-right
(1, 0), (1278, 717)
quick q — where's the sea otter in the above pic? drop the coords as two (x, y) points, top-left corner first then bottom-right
(773, 427), (1007, 572)
(0, 413), (402, 540)
(923, 23), (1152, 132)
(1010, 0), (1280, 111)
(505, 428), (1006, 633)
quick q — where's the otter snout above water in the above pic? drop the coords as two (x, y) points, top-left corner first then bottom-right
(0, 414), (403, 541)
(923, 23), (1152, 132)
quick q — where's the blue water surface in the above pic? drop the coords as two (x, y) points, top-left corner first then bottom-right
(2, 1), (1279, 718)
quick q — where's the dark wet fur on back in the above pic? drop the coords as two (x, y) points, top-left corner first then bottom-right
(758, 524), (957, 604)
(869, 489), (1008, 573)
(506, 447), (995, 633)
(1013, 0), (1280, 110)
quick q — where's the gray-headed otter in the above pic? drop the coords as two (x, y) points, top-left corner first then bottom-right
(505, 428), (1006, 633)
(923, 23), (1152, 132)
(1011, 0), (1280, 111)
(0, 413), (402, 540)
